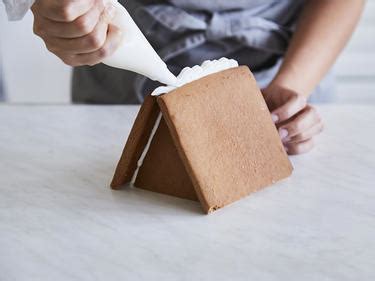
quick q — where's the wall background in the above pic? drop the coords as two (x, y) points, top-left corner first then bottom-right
(0, 5), (71, 104)
(0, 1), (374, 104)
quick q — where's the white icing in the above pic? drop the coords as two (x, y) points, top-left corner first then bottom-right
(131, 57), (239, 186)
(151, 57), (239, 96)
(130, 112), (162, 186)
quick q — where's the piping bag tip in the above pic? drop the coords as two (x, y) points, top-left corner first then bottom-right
(155, 71), (178, 87)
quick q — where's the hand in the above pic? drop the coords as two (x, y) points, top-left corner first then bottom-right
(31, 0), (122, 66)
(262, 84), (324, 155)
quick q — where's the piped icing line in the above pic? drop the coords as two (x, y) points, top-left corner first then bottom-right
(151, 57), (239, 96)
(130, 112), (162, 186)
(131, 57), (239, 186)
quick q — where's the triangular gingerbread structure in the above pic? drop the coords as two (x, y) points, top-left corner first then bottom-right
(111, 66), (293, 213)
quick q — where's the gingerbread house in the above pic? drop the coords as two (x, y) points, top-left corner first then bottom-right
(111, 66), (293, 213)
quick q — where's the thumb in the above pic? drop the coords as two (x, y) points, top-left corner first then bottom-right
(271, 94), (306, 124)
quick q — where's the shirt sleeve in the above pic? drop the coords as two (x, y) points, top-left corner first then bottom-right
(2, 0), (35, 21)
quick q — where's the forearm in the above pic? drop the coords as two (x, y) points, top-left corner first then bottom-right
(270, 0), (365, 97)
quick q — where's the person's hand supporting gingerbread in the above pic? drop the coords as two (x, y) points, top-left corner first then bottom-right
(262, 85), (323, 154)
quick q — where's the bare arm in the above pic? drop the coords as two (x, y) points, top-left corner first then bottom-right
(263, 0), (365, 154)
(271, 0), (365, 96)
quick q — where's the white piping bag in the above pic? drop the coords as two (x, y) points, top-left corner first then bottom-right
(102, 0), (178, 86)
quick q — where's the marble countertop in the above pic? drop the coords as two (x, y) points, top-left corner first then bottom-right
(0, 104), (374, 281)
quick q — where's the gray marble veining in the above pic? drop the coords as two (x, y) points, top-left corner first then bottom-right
(0, 104), (374, 281)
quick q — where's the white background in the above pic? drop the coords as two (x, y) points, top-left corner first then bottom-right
(0, 1), (374, 104)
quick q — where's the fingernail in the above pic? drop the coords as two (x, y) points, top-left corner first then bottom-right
(279, 128), (288, 139)
(271, 114), (279, 123)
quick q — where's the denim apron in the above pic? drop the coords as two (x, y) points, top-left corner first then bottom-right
(72, 0), (334, 104)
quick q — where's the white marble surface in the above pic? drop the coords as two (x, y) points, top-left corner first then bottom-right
(0, 104), (374, 281)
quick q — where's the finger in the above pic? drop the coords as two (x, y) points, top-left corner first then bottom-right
(262, 90), (278, 112)
(33, 0), (96, 22)
(287, 121), (324, 144)
(278, 105), (320, 141)
(33, 3), (104, 38)
(61, 24), (122, 66)
(285, 138), (315, 155)
(271, 94), (306, 124)
(45, 12), (110, 55)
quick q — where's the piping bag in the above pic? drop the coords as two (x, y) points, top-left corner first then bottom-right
(101, 0), (178, 86)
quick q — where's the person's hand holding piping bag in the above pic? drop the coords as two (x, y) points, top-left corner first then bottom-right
(262, 0), (364, 154)
(31, 0), (122, 66)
